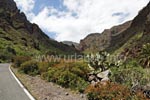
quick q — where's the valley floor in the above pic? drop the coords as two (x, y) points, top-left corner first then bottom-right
(11, 67), (87, 100)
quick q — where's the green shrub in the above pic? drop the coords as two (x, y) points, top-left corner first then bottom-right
(0, 60), (2, 63)
(66, 62), (90, 80)
(111, 67), (144, 86)
(139, 43), (150, 68)
(45, 62), (90, 91)
(38, 62), (50, 74)
(12, 56), (31, 68)
(110, 60), (150, 87)
(38, 61), (60, 72)
(20, 60), (39, 75)
(0, 49), (14, 62)
(41, 72), (49, 80)
(47, 68), (89, 91)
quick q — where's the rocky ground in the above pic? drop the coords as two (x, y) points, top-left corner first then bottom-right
(11, 67), (87, 100)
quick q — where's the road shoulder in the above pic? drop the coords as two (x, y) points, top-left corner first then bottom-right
(11, 67), (87, 100)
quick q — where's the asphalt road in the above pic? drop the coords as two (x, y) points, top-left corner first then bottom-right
(0, 64), (31, 100)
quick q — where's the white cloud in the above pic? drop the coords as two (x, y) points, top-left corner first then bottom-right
(15, 0), (149, 43)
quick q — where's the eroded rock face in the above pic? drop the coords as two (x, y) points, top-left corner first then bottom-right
(144, 12), (150, 35)
(79, 21), (132, 52)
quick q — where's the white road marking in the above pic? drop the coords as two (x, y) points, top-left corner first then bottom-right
(9, 65), (35, 100)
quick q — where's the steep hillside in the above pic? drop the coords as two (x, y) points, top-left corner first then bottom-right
(117, 2), (150, 59)
(0, 0), (78, 62)
(79, 1), (150, 53)
(107, 1), (150, 52)
(79, 21), (132, 53)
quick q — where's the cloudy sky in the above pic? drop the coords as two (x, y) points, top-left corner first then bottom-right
(14, 0), (149, 43)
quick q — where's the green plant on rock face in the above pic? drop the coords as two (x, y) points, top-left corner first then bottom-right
(87, 51), (121, 73)
(139, 43), (150, 68)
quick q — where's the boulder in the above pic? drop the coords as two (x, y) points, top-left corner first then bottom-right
(101, 77), (109, 82)
(97, 69), (111, 79)
(91, 80), (98, 86)
(88, 75), (96, 82)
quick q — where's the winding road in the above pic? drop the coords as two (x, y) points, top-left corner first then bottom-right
(0, 64), (31, 100)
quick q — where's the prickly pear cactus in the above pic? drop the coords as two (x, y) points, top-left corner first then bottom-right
(87, 51), (122, 74)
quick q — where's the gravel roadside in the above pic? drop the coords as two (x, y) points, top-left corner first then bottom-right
(11, 67), (87, 100)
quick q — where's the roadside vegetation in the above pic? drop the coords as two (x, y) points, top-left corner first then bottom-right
(12, 44), (150, 99)
(12, 56), (90, 93)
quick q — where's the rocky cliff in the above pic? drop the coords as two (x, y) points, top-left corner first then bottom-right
(79, 21), (132, 53)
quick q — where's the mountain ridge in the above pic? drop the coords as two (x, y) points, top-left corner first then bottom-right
(79, 1), (150, 53)
(79, 21), (132, 53)
(0, 0), (78, 62)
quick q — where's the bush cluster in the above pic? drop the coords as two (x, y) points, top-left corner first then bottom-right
(19, 60), (39, 76)
(38, 61), (59, 74)
(85, 82), (146, 100)
(12, 56), (31, 68)
(45, 62), (90, 92)
(12, 53), (150, 99)
(110, 60), (150, 87)
(12, 56), (90, 92)
(12, 56), (58, 76)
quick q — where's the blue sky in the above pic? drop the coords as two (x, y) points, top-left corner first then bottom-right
(14, 0), (149, 42)
(33, 0), (64, 15)
(33, 0), (64, 38)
